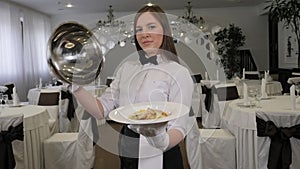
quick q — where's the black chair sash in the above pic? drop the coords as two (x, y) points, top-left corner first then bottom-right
(0, 122), (24, 169)
(201, 85), (214, 112)
(82, 111), (99, 146)
(60, 90), (78, 121)
(256, 117), (300, 169)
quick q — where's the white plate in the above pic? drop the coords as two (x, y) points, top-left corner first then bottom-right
(108, 102), (190, 124)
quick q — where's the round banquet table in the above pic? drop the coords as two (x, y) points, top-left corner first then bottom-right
(221, 96), (300, 169)
(0, 105), (50, 169)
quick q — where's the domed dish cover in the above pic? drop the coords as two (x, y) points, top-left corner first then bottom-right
(47, 22), (104, 85)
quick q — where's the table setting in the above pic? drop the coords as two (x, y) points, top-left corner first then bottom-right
(221, 92), (300, 169)
(0, 105), (50, 169)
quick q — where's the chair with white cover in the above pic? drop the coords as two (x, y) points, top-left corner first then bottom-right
(43, 111), (96, 169)
(256, 110), (300, 169)
(37, 89), (60, 135)
(202, 83), (239, 128)
(198, 128), (236, 169)
(59, 89), (79, 132)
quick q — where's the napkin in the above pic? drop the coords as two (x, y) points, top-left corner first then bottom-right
(13, 87), (18, 105)
(264, 71), (267, 79)
(39, 78), (43, 89)
(290, 85), (296, 110)
(138, 136), (163, 169)
(242, 68), (245, 80)
(261, 78), (268, 98)
(243, 83), (250, 104)
(264, 70), (272, 82)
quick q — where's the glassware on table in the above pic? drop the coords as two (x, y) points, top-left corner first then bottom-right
(2, 94), (9, 105)
(248, 87), (257, 108)
(0, 93), (3, 106)
(295, 84), (300, 103)
(295, 84), (300, 98)
(255, 89), (262, 108)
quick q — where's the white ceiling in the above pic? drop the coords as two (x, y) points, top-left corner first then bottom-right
(7, 0), (266, 16)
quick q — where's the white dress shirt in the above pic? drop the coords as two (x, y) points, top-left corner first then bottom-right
(100, 55), (194, 134)
(99, 54), (194, 168)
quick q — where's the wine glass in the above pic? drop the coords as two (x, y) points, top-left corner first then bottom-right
(255, 89), (262, 108)
(248, 87), (257, 108)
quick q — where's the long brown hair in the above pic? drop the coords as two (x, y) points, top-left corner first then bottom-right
(133, 4), (179, 63)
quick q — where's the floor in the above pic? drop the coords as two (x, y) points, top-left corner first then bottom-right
(93, 118), (202, 169)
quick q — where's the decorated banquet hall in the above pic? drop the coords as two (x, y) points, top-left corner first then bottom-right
(1, 0), (300, 169)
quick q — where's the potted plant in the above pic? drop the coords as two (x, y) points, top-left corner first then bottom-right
(265, 0), (300, 67)
(214, 23), (246, 79)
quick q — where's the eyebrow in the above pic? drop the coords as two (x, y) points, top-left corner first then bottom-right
(136, 22), (157, 27)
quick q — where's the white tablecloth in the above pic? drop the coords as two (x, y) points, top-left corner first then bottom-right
(221, 96), (300, 169)
(0, 105), (50, 169)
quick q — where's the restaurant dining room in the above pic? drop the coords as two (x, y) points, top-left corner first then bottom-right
(1, 0), (300, 169)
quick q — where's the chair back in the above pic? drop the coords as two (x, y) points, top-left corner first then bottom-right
(245, 71), (260, 80)
(38, 90), (60, 135)
(4, 83), (14, 100)
(214, 83), (239, 101)
(38, 91), (60, 106)
(192, 74), (202, 83)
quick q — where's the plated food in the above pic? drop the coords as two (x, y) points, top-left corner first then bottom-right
(128, 108), (170, 120)
(108, 102), (189, 124)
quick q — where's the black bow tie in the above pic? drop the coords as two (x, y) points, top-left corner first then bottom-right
(139, 55), (158, 65)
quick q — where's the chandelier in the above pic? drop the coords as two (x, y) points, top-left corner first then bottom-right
(97, 5), (125, 28)
(94, 3), (209, 52)
(95, 5), (129, 52)
(180, 1), (207, 31)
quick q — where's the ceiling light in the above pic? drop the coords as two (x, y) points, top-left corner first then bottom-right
(147, 2), (153, 6)
(65, 3), (73, 8)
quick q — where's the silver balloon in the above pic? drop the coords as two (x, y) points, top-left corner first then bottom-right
(47, 22), (104, 85)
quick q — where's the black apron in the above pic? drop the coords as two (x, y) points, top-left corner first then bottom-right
(118, 125), (184, 169)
